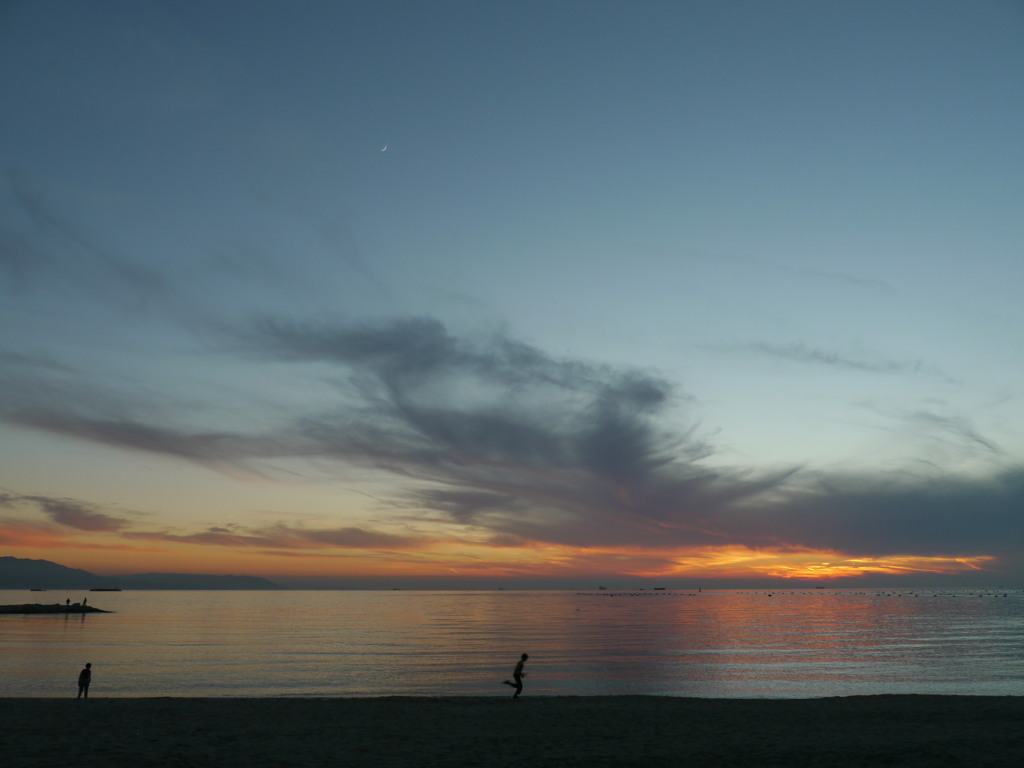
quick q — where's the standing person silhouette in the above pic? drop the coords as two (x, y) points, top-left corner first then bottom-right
(77, 663), (91, 699)
(502, 653), (528, 698)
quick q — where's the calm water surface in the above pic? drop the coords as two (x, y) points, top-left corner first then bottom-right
(3, 589), (1023, 698)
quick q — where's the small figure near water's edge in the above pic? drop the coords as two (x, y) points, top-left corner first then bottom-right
(502, 653), (528, 698)
(77, 663), (91, 699)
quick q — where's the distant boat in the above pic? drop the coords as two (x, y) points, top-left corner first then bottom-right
(598, 585), (608, 590)
(29, 588), (46, 592)
(654, 587), (666, 591)
(89, 587), (122, 592)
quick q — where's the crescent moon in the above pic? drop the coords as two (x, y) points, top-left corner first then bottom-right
(380, 145), (388, 152)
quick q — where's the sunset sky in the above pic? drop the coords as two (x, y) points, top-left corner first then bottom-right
(2, 1), (1023, 587)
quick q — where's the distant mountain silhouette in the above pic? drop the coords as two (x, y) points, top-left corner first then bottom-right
(0, 556), (278, 590)
(0, 556), (98, 589)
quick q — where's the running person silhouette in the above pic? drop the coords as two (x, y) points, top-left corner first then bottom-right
(502, 653), (528, 697)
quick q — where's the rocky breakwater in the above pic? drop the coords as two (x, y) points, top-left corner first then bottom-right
(0, 603), (112, 614)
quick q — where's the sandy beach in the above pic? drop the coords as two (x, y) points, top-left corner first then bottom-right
(2, 695), (1023, 767)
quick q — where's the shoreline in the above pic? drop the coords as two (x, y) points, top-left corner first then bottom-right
(4, 695), (1024, 767)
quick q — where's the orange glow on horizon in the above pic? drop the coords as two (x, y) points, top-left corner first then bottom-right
(1, 507), (1002, 583)
(757, 555), (997, 580)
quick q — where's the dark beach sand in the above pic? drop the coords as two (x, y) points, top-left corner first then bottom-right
(3, 695), (1023, 767)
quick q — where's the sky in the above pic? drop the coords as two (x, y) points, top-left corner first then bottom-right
(1, 0), (1023, 588)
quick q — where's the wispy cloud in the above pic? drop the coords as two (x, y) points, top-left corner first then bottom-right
(2, 493), (132, 532)
(1, 168), (380, 333)
(903, 410), (1003, 455)
(0, 350), (76, 374)
(6, 411), (281, 466)
(0, 517), (164, 552)
(664, 246), (891, 290)
(1, 168), (172, 312)
(748, 341), (952, 379)
(852, 402), (1005, 462)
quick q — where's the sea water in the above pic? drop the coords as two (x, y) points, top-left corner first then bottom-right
(2, 588), (1024, 698)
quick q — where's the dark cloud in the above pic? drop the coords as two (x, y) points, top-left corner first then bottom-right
(5, 493), (131, 532)
(246, 317), (795, 549)
(7, 411), (280, 465)
(41, 500), (129, 532)
(732, 468), (1024, 560)
(240, 317), (684, 487)
(4, 314), (1024, 575)
(124, 522), (424, 551)
(243, 319), (1024, 568)
(415, 489), (530, 526)
(3, 487), (429, 553)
